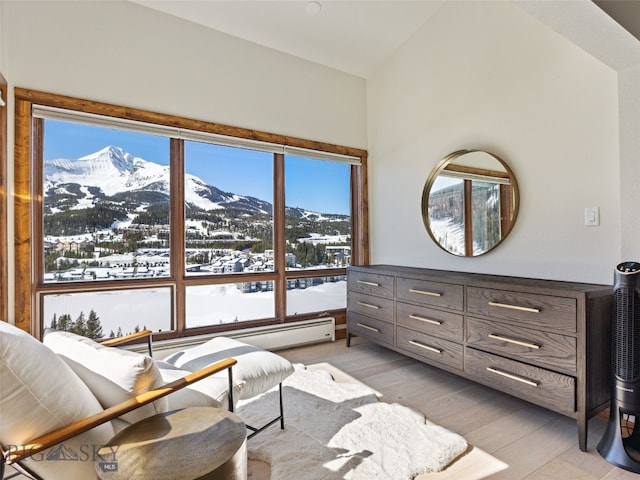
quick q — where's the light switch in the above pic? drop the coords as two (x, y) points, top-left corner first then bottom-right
(584, 207), (600, 226)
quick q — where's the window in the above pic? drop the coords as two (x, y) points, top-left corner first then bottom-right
(183, 141), (274, 276)
(284, 155), (351, 270)
(13, 88), (368, 339)
(185, 282), (275, 328)
(286, 274), (347, 316)
(42, 288), (173, 338)
(42, 120), (171, 282)
(283, 154), (351, 316)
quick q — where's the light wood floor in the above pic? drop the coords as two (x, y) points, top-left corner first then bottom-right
(5, 338), (640, 480)
(268, 337), (640, 480)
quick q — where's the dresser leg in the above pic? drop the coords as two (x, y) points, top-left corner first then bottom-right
(578, 418), (588, 452)
(346, 332), (351, 347)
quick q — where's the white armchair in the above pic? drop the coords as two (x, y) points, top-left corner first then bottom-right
(0, 322), (237, 480)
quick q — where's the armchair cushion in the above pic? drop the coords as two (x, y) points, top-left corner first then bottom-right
(155, 360), (237, 410)
(43, 329), (168, 427)
(0, 321), (114, 480)
(163, 336), (294, 400)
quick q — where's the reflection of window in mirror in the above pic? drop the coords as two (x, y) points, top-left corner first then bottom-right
(470, 180), (503, 254)
(423, 150), (518, 257)
(428, 177), (465, 256)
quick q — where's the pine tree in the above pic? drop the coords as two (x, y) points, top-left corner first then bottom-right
(72, 311), (87, 336)
(57, 313), (72, 332)
(86, 309), (104, 340)
(116, 327), (123, 338)
(50, 313), (58, 330)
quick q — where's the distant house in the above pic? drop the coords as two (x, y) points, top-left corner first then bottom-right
(53, 239), (95, 255)
(224, 259), (244, 273)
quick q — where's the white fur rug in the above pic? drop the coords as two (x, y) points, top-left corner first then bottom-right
(236, 366), (468, 480)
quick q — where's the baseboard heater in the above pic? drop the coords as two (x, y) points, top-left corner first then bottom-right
(147, 317), (335, 358)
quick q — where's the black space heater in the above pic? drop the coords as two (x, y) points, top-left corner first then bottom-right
(598, 261), (640, 472)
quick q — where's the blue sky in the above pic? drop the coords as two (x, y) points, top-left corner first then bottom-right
(43, 120), (351, 215)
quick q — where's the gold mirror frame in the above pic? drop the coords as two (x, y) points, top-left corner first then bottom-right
(421, 149), (519, 257)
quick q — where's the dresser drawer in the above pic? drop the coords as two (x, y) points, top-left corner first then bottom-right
(348, 271), (394, 298)
(348, 312), (394, 346)
(396, 326), (463, 371)
(396, 277), (464, 311)
(467, 287), (576, 334)
(467, 317), (576, 375)
(396, 301), (463, 343)
(347, 291), (394, 323)
(464, 347), (575, 415)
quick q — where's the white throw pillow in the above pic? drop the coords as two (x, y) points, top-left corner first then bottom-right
(0, 321), (114, 480)
(43, 329), (168, 427)
(163, 336), (294, 399)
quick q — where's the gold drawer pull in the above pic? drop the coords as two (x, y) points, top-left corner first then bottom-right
(409, 314), (442, 325)
(486, 367), (539, 387)
(409, 340), (442, 354)
(488, 334), (541, 350)
(357, 322), (380, 333)
(357, 280), (380, 287)
(409, 288), (442, 297)
(488, 301), (540, 314)
(357, 301), (380, 310)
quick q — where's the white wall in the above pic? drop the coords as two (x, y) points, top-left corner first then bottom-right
(2, 0), (367, 323)
(3, 0), (366, 149)
(619, 65), (640, 262)
(367, 0), (620, 284)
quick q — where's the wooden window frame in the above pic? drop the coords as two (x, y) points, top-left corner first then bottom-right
(0, 76), (7, 323)
(13, 88), (369, 338)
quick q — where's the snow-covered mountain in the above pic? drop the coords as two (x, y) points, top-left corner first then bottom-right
(44, 145), (272, 214)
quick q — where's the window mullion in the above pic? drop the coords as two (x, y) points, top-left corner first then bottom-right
(273, 153), (286, 320)
(171, 138), (186, 334)
(464, 179), (473, 256)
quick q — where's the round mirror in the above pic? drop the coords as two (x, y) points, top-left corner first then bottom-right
(422, 149), (519, 257)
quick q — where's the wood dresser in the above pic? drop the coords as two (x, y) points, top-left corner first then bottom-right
(346, 265), (613, 451)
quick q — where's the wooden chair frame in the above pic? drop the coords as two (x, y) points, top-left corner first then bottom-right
(100, 329), (154, 356)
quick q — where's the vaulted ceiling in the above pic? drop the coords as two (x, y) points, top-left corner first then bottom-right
(131, 0), (640, 78)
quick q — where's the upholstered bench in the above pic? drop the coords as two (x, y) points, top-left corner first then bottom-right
(162, 336), (295, 437)
(96, 407), (247, 480)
